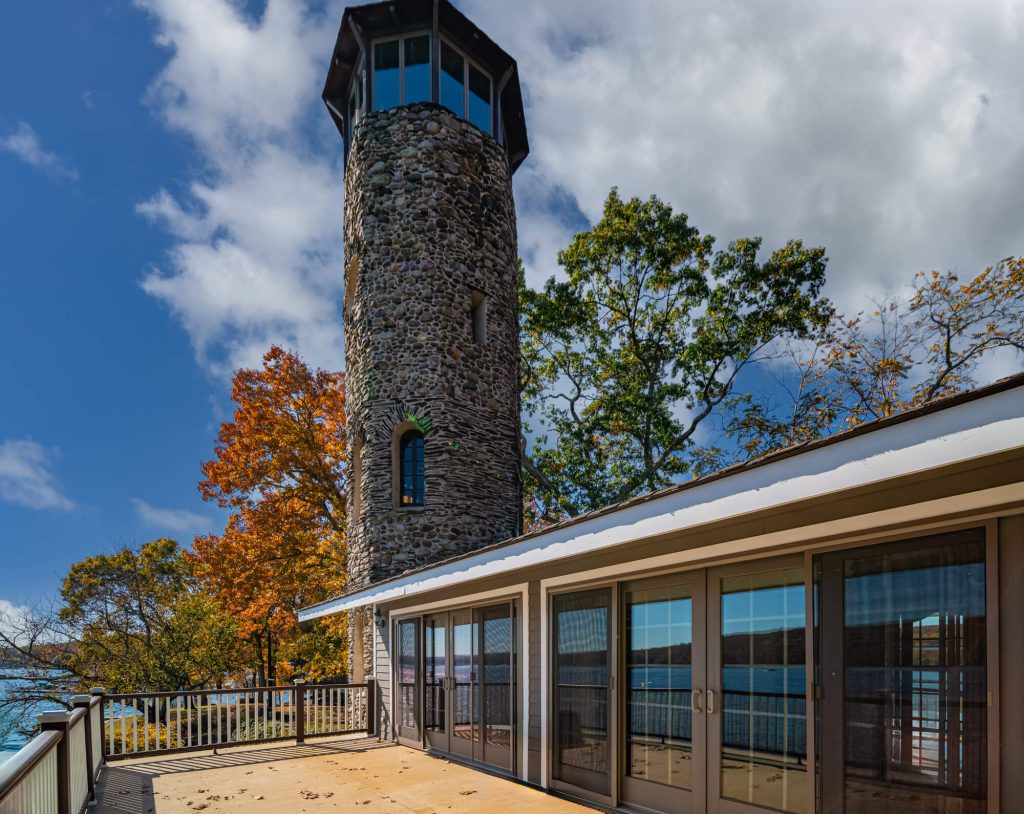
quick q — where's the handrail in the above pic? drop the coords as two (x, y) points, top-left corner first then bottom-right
(0, 729), (62, 804)
(104, 682), (368, 701)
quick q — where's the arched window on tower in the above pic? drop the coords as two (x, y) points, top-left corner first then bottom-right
(398, 429), (425, 507)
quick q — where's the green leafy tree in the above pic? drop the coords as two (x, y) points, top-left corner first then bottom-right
(0, 540), (241, 736)
(521, 189), (831, 519)
(702, 256), (1024, 470)
(60, 539), (240, 692)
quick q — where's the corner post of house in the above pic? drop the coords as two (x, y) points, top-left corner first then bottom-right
(293, 680), (306, 744)
(90, 688), (104, 769)
(72, 695), (96, 802)
(366, 677), (377, 738)
(38, 710), (71, 814)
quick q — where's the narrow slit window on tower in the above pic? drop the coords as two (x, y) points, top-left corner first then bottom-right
(399, 429), (425, 506)
(470, 290), (488, 345)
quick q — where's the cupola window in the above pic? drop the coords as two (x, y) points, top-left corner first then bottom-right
(440, 41), (465, 118)
(373, 40), (400, 111)
(399, 429), (425, 506)
(372, 33), (432, 112)
(403, 35), (431, 104)
(468, 64), (492, 134)
(348, 69), (364, 128)
(439, 39), (492, 135)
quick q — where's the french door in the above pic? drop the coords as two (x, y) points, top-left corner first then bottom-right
(417, 602), (516, 772)
(551, 558), (809, 814)
(817, 529), (989, 814)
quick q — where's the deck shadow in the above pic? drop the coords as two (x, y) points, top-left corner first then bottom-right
(102, 736), (390, 778)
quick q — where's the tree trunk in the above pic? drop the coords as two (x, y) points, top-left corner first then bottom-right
(267, 632), (276, 686)
(254, 633), (266, 688)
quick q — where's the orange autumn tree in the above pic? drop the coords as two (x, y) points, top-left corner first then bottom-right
(192, 346), (348, 685)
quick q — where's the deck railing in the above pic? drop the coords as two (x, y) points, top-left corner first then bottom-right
(0, 681), (375, 811)
(0, 693), (103, 814)
(103, 680), (373, 759)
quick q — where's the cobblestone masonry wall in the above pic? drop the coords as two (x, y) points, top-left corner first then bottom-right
(343, 104), (522, 676)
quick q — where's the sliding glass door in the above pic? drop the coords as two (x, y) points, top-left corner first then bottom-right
(622, 574), (707, 813)
(818, 529), (988, 814)
(551, 560), (808, 813)
(410, 602), (515, 771)
(552, 588), (613, 800)
(396, 617), (420, 746)
(423, 613), (448, 751)
(707, 562), (808, 814)
(480, 604), (514, 769)
(450, 607), (476, 760)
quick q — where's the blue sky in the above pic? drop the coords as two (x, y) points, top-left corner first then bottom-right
(0, 3), (231, 605)
(2, 0), (1023, 609)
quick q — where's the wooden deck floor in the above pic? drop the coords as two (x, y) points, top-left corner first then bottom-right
(93, 735), (589, 813)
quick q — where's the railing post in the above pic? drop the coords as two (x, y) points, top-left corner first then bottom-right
(38, 711), (71, 814)
(294, 680), (306, 744)
(366, 678), (376, 738)
(91, 688), (105, 765)
(72, 695), (95, 803)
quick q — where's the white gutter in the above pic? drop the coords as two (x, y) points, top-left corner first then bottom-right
(300, 386), (1024, 622)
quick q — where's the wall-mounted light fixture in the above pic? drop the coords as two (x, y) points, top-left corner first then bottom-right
(374, 606), (385, 628)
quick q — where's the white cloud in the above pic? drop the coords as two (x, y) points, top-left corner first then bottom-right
(136, 0), (1024, 382)
(135, 0), (343, 376)
(0, 600), (31, 638)
(0, 440), (74, 511)
(460, 0), (1024, 309)
(130, 498), (211, 536)
(0, 121), (79, 181)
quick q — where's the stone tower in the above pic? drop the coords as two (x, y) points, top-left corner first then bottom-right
(323, 0), (529, 678)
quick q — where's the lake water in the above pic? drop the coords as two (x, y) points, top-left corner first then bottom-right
(1, 675), (49, 765)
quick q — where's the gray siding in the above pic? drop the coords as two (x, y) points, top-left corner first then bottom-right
(374, 614), (392, 740)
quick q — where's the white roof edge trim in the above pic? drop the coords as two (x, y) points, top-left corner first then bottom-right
(299, 387), (1024, 622)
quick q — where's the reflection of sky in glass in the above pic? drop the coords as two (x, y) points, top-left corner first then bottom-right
(844, 563), (985, 627)
(468, 64), (491, 133)
(403, 36), (431, 104)
(556, 607), (607, 653)
(440, 42), (464, 115)
(723, 583), (803, 634)
(425, 623), (445, 680)
(374, 41), (399, 111)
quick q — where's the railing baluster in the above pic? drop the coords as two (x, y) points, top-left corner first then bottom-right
(96, 682), (368, 760)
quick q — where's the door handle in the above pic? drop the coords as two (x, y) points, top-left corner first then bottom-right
(690, 689), (703, 714)
(707, 689), (716, 714)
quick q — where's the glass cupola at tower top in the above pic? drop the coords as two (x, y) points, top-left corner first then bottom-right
(322, 0), (529, 172)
